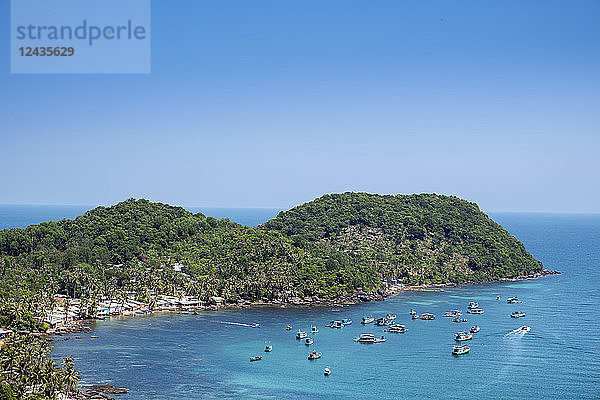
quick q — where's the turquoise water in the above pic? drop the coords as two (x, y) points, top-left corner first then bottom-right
(23, 211), (600, 398)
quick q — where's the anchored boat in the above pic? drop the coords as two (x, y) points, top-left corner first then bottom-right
(361, 316), (375, 324)
(452, 345), (470, 355)
(326, 320), (343, 328)
(324, 368), (331, 376)
(384, 324), (407, 333)
(470, 325), (480, 333)
(354, 333), (387, 343)
(341, 318), (353, 325)
(421, 313), (435, 320)
(285, 325), (292, 330)
(467, 302), (479, 309)
(305, 337), (314, 345)
(296, 330), (308, 339)
(511, 311), (526, 318)
(250, 356), (262, 361)
(467, 308), (484, 314)
(455, 332), (473, 341)
(308, 350), (322, 360)
(311, 325), (319, 333)
(507, 297), (521, 304)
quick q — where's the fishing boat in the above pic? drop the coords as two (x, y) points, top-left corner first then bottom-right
(467, 309), (484, 314)
(353, 333), (387, 343)
(518, 325), (531, 333)
(421, 313), (435, 320)
(411, 314), (420, 319)
(296, 330), (308, 339)
(326, 320), (343, 328)
(467, 302), (479, 309)
(305, 337), (314, 345)
(470, 325), (480, 333)
(265, 344), (273, 352)
(324, 368), (331, 376)
(384, 324), (407, 333)
(308, 350), (322, 360)
(507, 297), (521, 304)
(286, 325), (292, 330)
(511, 311), (526, 318)
(311, 325), (319, 333)
(341, 318), (353, 325)
(454, 332), (473, 341)
(385, 314), (397, 320)
(361, 316), (374, 324)
(250, 356), (262, 361)
(443, 310), (462, 317)
(452, 345), (470, 355)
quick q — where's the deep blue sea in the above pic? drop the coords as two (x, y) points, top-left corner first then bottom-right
(3, 207), (599, 399)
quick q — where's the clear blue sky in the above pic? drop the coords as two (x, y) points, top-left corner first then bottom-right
(1, 0), (599, 212)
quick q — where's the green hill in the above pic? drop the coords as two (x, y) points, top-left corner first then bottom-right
(261, 192), (543, 285)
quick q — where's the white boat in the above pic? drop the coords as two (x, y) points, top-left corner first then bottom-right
(311, 325), (319, 333)
(467, 308), (484, 314)
(324, 368), (331, 376)
(327, 320), (343, 328)
(296, 330), (308, 339)
(354, 333), (387, 343)
(384, 324), (407, 333)
(305, 337), (314, 345)
(518, 325), (531, 333)
(361, 316), (374, 324)
(467, 302), (479, 309)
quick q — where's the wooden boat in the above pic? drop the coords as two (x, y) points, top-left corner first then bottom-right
(511, 311), (526, 318)
(250, 356), (262, 361)
(452, 345), (470, 355)
(454, 332), (473, 341)
(470, 325), (480, 333)
(361, 316), (374, 324)
(308, 350), (322, 360)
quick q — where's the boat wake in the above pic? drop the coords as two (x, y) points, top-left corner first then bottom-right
(504, 326), (530, 337)
(219, 321), (260, 328)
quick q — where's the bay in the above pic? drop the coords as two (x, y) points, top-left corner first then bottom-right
(14, 209), (600, 399)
